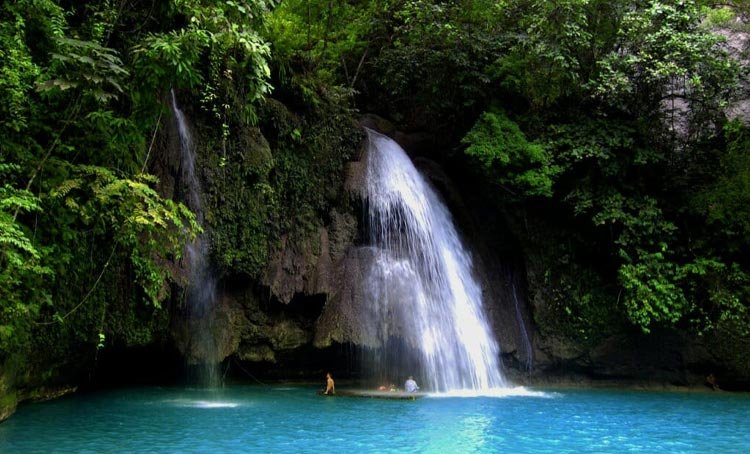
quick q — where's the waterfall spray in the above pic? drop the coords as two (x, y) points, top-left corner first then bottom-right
(363, 129), (507, 392)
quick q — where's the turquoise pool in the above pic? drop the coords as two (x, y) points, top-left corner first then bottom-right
(1, 386), (748, 453)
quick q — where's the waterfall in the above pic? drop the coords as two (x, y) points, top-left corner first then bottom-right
(170, 90), (219, 386)
(511, 281), (533, 371)
(363, 129), (507, 392)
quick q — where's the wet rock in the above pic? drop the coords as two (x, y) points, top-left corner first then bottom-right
(238, 344), (276, 363)
(263, 228), (332, 304)
(314, 247), (379, 348)
(0, 393), (16, 424)
(269, 320), (310, 350)
(172, 293), (247, 365)
(329, 210), (358, 262)
(360, 114), (397, 136)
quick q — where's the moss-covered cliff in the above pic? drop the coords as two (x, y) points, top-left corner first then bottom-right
(145, 76), (367, 371)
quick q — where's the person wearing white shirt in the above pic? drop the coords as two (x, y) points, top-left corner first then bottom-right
(404, 376), (419, 393)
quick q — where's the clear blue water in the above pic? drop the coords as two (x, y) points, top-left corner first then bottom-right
(1, 386), (748, 453)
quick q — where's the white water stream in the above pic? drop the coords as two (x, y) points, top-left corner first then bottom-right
(170, 90), (218, 385)
(363, 129), (507, 392)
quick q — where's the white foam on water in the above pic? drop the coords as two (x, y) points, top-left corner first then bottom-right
(191, 401), (240, 408)
(426, 387), (555, 399)
(162, 399), (242, 408)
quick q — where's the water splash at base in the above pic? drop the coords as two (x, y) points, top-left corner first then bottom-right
(426, 387), (554, 398)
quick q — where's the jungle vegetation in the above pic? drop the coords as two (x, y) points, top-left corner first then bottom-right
(1, 0), (749, 372)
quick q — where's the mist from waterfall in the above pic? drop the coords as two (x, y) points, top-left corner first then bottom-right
(363, 129), (507, 392)
(170, 89), (219, 387)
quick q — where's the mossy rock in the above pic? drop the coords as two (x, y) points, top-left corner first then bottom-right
(238, 344), (276, 363)
(0, 391), (17, 423)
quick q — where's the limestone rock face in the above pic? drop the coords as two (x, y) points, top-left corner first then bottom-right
(269, 320), (309, 350)
(171, 282), (319, 366)
(313, 247), (377, 348)
(0, 355), (78, 423)
(263, 228), (332, 304)
(172, 293), (246, 365)
(238, 344), (276, 362)
(717, 27), (750, 122)
(256, 139), (367, 350)
(260, 208), (359, 306)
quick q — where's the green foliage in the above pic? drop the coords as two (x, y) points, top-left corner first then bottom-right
(698, 121), (750, 243)
(532, 242), (624, 344)
(618, 247), (690, 330)
(620, 253), (750, 335)
(591, 193), (677, 249)
(38, 37), (129, 103)
(687, 121), (750, 336)
(703, 6), (736, 27)
(0, 0), (207, 362)
(463, 111), (559, 197)
(592, 0), (738, 127)
(268, 0), (506, 127)
(132, 0), (273, 122)
(267, 0), (373, 83)
(543, 118), (701, 333)
(0, 166), (52, 352)
(132, 29), (207, 89)
(366, 0), (503, 126)
(519, 105), (750, 336)
(206, 92), (361, 277)
(492, 0), (614, 108)
(49, 166), (198, 306)
(543, 155), (694, 333)
(0, 1), (56, 133)
(268, 100), (361, 228)
(203, 124), (275, 277)
(545, 119), (651, 175)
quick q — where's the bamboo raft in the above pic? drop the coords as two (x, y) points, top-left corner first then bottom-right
(318, 389), (427, 400)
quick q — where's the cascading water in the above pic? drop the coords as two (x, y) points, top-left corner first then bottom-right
(363, 129), (508, 392)
(170, 90), (219, 386)
(511, 281), (533, 371)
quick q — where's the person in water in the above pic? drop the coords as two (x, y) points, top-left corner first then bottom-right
(706, 373), (719, 391)
(404, 376), (419, 393)
(324, 372), (335, 395)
